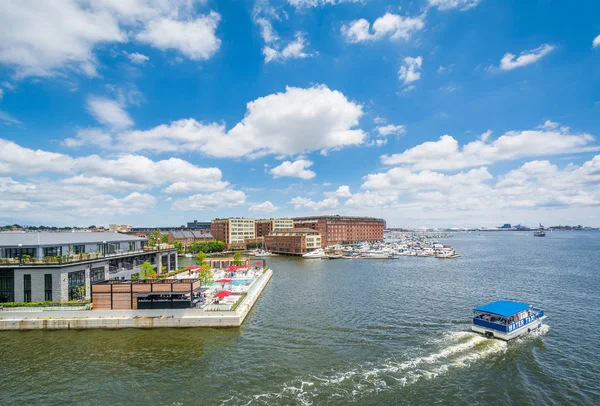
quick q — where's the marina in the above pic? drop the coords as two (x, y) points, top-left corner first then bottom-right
(301, 232), (459, 259)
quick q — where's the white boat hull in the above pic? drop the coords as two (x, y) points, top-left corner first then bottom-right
(472, 316), (547, 341)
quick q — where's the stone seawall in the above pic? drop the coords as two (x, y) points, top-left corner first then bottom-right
(0, 269), (272, 331)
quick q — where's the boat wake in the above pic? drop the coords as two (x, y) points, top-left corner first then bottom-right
(222, 332), (513, 406)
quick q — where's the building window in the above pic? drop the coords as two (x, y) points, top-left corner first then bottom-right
(3, 247), (37, 259)
(68, 270), (86, 301)
(43, 246), (62, 257)
(0, 270), (14, 303)
(44, 274), (52, 301)
(72, 245), (85, 255)
(24, 274), (31, 302)
(129, 242), (135, 251)
(90, 267), (106, 284)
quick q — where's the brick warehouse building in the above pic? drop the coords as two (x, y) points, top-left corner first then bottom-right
(264, 228), (321, 255)
(210, 218), (255, 249)
(292, 215), (386, 247)
(255, 218), (294, 237)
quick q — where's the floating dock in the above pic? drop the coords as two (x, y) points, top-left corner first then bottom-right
(0, 269), (272, 331)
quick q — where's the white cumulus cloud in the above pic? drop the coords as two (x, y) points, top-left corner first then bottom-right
(380, 121), (596, 170)
(172, 190), (247, 211)
(288, 196), (340, 211)
(136, 12), (221, 61)
(496, 44), (555, 71)
(399, 56), (423, 85)
(86, 96), (134, 130)
(594, 34), (600, 48)
(270, 160), (316, 179)
(249, 201), (279, 213)
(428, 0), (482, 11)
(377, 124), (406, 137)
(263, 33), (315, 63)
(126, 52), (149, 64)
(0, 1), (221, 78)
(342, 13), (424, 43)
(111, 85), (366, 158)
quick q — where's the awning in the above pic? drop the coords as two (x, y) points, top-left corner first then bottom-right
(473, 300), (531, 317)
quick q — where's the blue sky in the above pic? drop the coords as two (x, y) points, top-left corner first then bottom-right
(1, 0), (599, 228)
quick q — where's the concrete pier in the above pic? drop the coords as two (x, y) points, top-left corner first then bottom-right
(0, 269), (272, 331)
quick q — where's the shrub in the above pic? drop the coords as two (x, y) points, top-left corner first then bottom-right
(230, 293), (247, 311)
(1, 300), (90, 308)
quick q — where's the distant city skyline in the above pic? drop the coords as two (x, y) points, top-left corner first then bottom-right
(1, 1), (599, 228)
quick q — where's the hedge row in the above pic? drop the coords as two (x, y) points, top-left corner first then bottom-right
(0, 301), (90, 308)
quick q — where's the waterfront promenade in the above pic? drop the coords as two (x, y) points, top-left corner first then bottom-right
(0, 269), (272, 330)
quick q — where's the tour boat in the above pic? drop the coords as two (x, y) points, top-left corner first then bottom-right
(302, 249), (326, 259)
(472, 300), (546, 341)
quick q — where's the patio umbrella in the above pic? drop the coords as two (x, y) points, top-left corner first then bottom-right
(254, 261), (262, 265)
(213, 291), (232, 299)
(215, 279), (232, 283)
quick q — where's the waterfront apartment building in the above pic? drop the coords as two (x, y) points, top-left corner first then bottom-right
(0, 232), (177, 303)
(255, 218), (295, 237)
(210, 218), (256, 249)
(292, 215), (386, 247)
(264, 228), (322, 255)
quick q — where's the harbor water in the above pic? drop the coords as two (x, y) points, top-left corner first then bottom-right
(1, 232), (599, 405)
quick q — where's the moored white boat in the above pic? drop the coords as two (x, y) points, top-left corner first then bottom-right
(472, 300), (546, 341)
(252, 249), (273, 257)
(302, 248), (326, 259)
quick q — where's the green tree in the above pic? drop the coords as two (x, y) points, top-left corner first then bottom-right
(233, 252), (243, 266)
(173, 241), (184, 254)
(197, 264), (213, 288)
(195, 251), (206, 265)
(139, 261), (156, 279)
(150, 229), (161, 246)
(161, 234), (169, 243)
(74, 285), (86, 301)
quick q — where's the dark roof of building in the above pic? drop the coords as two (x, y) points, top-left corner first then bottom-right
(0, 232), (147, 247)
(292, 215), (385, 222)
(170, 231), (213, 239)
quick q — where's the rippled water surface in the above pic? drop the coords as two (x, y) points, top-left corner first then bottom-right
(1, 232), (599, 405)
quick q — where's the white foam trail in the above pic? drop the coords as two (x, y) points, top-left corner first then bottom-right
(226, 331), (526, 405)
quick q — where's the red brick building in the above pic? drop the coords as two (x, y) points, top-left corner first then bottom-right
(264, 228), (322, 255)
(292, 215), (385, 247)
(167, 230), (213, 250)
(255, 218), (295, 237)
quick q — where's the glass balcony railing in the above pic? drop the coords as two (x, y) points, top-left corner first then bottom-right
(0, 245), (176, 266)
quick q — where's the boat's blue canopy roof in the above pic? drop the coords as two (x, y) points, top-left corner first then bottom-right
(473, 300), (531, 317)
